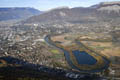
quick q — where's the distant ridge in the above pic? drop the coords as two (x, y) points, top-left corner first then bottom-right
(23, 1), (120, 24)
(0, 7), (42, 21)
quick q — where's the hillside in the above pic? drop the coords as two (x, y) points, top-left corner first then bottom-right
(24, 1), (120, 22)
(23, 7), (96, 23)
(22, 1), (120, 34)
(0, 7), (42, 21)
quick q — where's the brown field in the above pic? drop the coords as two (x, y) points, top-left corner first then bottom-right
(51, 34), (120, 78)
(51, 34), (73, 46)
(51, 34), (69, 42)
(51, 33), (120, 57)
(81, 41), (120, 57)
(101, 47), (120, 57)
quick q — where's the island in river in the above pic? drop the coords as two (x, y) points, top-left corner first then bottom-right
(44, 34), (110, 73)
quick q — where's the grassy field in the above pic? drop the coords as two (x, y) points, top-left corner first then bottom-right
(50, 49), (60, 54)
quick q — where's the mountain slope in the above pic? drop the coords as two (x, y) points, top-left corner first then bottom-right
(24, 7), (96, 23)
(21, 1), (120, 34)
(0, 7), (42, 21)
(24, 1), (120, 24)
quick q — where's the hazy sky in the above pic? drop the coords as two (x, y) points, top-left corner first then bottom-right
(0, 0), (119, 11)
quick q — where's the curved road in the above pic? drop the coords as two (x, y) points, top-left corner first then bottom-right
(44, 34), (110, 73)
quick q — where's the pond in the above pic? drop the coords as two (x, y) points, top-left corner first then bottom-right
(72, 50), (97, 65)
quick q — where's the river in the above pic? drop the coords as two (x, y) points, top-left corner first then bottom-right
(44, 34), (110, 73)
